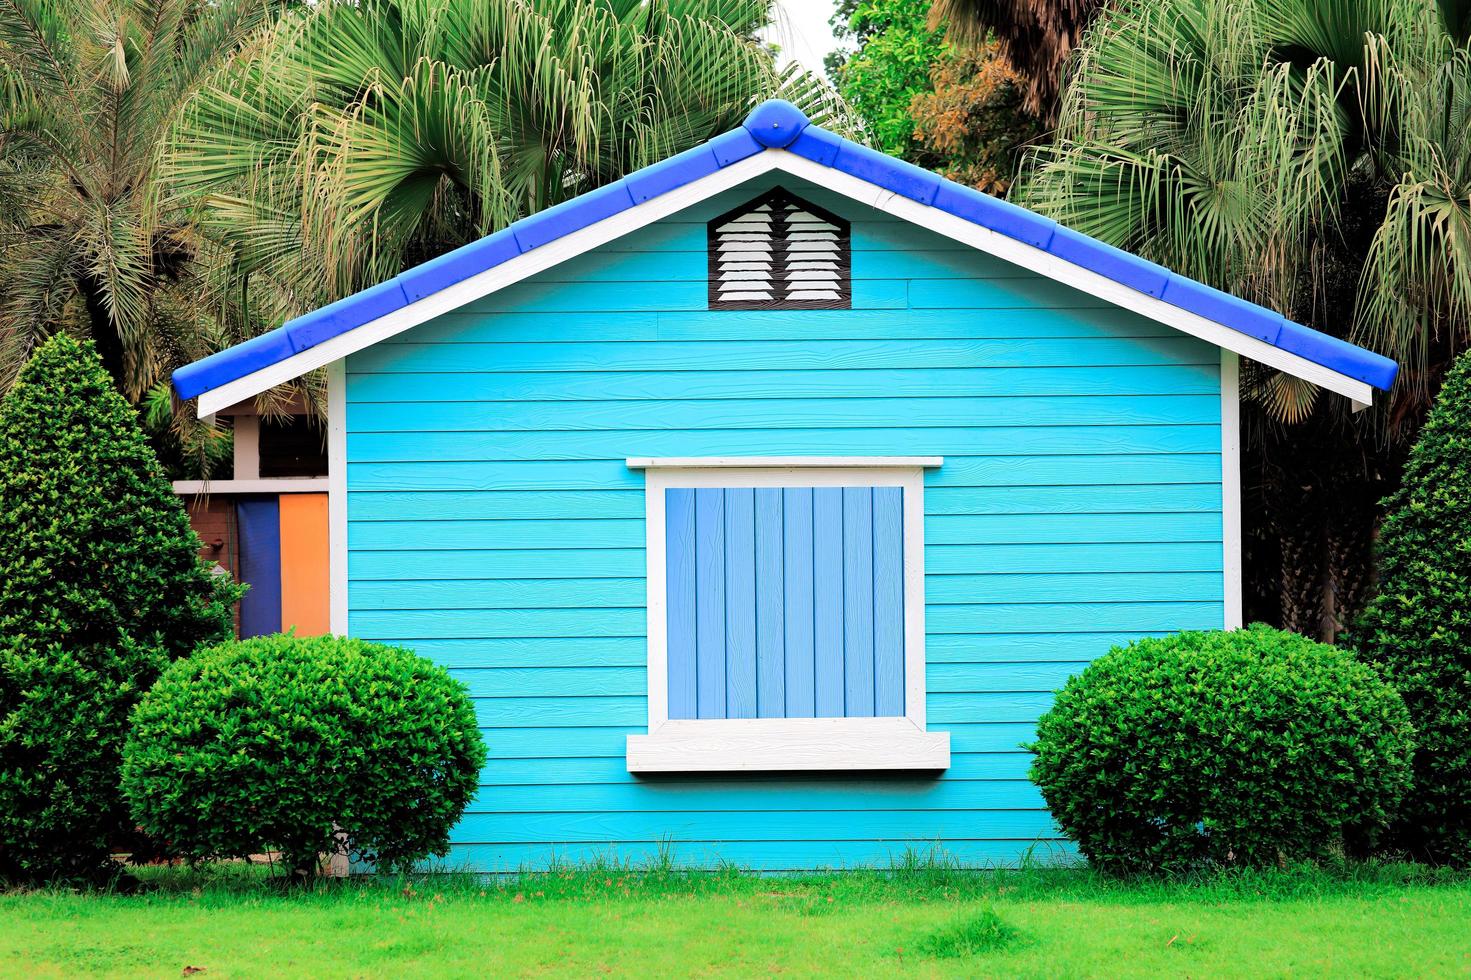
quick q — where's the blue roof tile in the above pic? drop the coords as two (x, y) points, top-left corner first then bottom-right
(931, 182), (1057, 250)
(399, 229), (520, 303)
(512, 180), (636, 253)
(173, 328), (295, 401)
(788, 124), (843, 167)
(1160, 277), (1284, 345)
(1275, 323), (1399, 389)
(174, 99), (1398, 402)
(627, 143), (722, 203)
(283, 278), (409, 352)
(831, 141), (943, 205)
(1047, 226), (1171, 298)
(708, 128), (764, 167)
(743, 99), (809, 148)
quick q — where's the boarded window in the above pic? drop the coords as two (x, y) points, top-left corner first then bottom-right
(663, 486), (904, 720)
(707, 188), (851, 310)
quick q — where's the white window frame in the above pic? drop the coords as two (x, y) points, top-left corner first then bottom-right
(625, 457), (950, 773)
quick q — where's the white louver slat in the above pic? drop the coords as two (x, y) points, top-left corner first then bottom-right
(707, 189), (851, 310)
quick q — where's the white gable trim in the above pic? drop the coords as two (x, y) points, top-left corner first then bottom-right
(327, 358), (348, 635)
(1221, 350), (1244, 629)
(198, 149), (1372, 416)
(764, 153), (1372, 408)
(198, 152), (785, 415)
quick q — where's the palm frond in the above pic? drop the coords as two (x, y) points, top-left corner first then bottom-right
(1355, 38), (1471, 402)
(1019, 0), (1471, 429)
(0, 0), (291, 399)
(164, 0), (855, 326)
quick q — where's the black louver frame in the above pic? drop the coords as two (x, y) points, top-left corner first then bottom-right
(707, 187), (852, 310)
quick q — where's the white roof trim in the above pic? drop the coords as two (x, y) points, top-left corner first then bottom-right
(199, 148), (1373, 416)
(172, 478), (330, 494)
(198, 153), (784, 415)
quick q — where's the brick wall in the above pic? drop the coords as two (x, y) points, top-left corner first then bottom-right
(182, 495), (240, 635)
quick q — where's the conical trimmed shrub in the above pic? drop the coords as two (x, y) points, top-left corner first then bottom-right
(0, 335), (241, 883)
(1355, 350), (1471, 865)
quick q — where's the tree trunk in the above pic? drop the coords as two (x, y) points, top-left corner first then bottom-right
(76, 273), (129, 396)
(1277, 475), (1328, 639)
(1243, 408), (1405, 644)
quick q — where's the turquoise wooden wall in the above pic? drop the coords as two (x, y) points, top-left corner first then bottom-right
(343, 174), (1226, 871)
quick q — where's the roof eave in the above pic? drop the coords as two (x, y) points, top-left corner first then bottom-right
(180, 100), (1395, 414)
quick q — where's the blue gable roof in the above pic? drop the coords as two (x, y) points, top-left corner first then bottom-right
(173, 100), (1398, 401)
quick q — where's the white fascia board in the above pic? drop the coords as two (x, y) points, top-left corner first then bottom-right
(199, 146), (1372, 414)
(766, 151), (1375, 406)
(327, 359), (348, 636)
(196, 153), (785, 416)
(1221, 350), (1244, 630)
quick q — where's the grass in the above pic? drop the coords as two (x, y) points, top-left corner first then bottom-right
(2, 857), (1470, 977)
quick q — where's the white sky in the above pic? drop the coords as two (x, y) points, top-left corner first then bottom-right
(761, 0), (844, 78)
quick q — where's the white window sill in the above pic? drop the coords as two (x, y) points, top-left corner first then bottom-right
(626, 718), (950, 773)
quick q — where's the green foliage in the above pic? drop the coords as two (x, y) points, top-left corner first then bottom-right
(834, 0), (951, 156)
(930, 0), (1109, 119)
(0, 335), (241, 884)
(122, 634), (488, 877)
(166, 0), (853, 323)
(0, 0), (284, 398)
(916, 908), (1021, 957)
(1017, 0), (1471, 644)
(834, 0), (1043, 191)
(1354, 350), (1471, 864)
(3, 862), (1469, 974)
(1021, 0), (1471, 420)
(909, 42), (1044, 194)
(1030, 626), (1414, 876)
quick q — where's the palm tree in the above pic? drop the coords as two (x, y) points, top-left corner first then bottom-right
(0, 0), (281, 398)
(1016, 0), (1471, 638)
(163, 0), (852, 328)
(927, 0), (1109, 118)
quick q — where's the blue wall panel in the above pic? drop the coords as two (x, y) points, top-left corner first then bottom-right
(842, 488), (876, 717)
(342, 172), (1227, 871)
(723, 488), (757, 719)
(873, 487), (906, 716)
(694, 488), (725, 719)
(782, 488), (815, 717)
(665, 489), (697, 719)
(812, 488), (845, 718)
(755, 488), (785, 717)
(237, 497), (281, 638)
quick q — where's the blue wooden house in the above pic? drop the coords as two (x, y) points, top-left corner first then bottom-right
(174, 101), (1397, 871)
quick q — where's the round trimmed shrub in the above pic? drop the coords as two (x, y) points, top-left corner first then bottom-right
(1354, 349), (1471, 864)
(1030, 626), (1413, 875)
(0, 336), (241, 884)
(122, 634), (487, 877)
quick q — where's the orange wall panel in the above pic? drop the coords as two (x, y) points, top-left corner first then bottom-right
(278, 493), (330, 636)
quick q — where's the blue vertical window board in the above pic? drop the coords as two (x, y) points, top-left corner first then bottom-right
(237, 497), (281, 638)
(665, 486), (905, 720)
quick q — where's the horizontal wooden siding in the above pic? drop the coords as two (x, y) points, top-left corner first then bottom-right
(344, 174), (1225, 871)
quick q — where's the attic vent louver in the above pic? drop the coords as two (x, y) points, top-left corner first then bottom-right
(708, 188), (851, 310)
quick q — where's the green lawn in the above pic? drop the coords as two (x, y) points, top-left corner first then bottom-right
(3, 861), (1470, 978)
